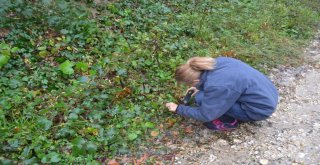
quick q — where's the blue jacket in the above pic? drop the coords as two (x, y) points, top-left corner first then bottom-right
(176, 57), (279, 122)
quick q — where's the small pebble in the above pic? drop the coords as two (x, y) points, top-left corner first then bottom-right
(233, 139), (242, 144)
(298, 153), (305, 158)
(259, 159), (269, 165)
(216, 139), (228, 146)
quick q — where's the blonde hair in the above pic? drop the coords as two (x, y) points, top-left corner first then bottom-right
(175, 57), (216, 84)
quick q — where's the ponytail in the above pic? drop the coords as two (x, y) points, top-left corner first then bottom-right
(187, 57), (215, 71)
(175, 57), (216, 84)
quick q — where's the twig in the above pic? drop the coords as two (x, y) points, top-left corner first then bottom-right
(171, 153), (175, 165)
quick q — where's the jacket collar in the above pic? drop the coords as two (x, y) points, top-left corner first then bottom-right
(196, 70), (208, 90)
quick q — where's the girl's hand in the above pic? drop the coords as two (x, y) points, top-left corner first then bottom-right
(186, 87), (199, 97)
(165, 102), (178, 113)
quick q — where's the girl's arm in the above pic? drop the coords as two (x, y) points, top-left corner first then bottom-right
(176, 86), (241, 122)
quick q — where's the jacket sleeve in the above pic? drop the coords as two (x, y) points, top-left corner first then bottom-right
(194, 90), (204, 106)
(176, 86), (241, 122)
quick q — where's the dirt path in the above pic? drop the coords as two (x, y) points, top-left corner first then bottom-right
(172, 36), (320, 164)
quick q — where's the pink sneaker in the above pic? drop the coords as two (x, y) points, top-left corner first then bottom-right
(203, 118), (239, 131)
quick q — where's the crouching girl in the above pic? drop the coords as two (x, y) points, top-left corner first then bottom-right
(165, 57), (279, 131)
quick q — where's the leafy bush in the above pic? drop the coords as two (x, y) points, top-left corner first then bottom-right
(0, 0), (319, 163)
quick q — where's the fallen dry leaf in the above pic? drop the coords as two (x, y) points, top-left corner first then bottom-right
(222, 50), (236, 57)
(172, 131), (179, 137)
(133, 153), (148, 165)
(166, 119), (176, 128)
(184, 126), (193, 134)
(151, 130), (159, 137)
(159, 124), (164, 131)
(108, 159), (119, 165)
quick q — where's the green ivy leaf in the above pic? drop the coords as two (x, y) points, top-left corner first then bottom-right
(56, 127), (76, 138)
(75, 62), (89, 72)
(145, 122), (155, 128)
(11, 47), (20, 53)
(21, 146), (32, 158)
(37, 46), (47, 51)
(50, 152), (61, 163)
(23, 157), (38, 165)
(89, 69), (97, 76)
(72, 145), (86, 156)
(71, 137), (86, 146)
(38, 118), (53, 130)
(0, 55), (10, 68)
(86, 141), (97, 153)
(60, 29), (69, 34)
(128, 133), (138, 141)
(38, 50), (48, 57)
(1, 49), (11, 56)
(68, 113), (78, 120)
(71, 137), (86, 156)
(59, 60), (74, 75)
(0, 42), (10, 49)
(86, 160), (100, 165)
(41, 152), (61, 163)
(0, 159), (12, 165)
(78, 76), (89, 83)
(116, 68), (127, 76)
(131, 60), (137, 67)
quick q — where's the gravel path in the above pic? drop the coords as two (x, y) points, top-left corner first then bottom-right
(172, 36), (320, 164)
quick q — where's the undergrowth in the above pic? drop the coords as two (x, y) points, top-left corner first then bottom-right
(0, 0), (319, 164)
